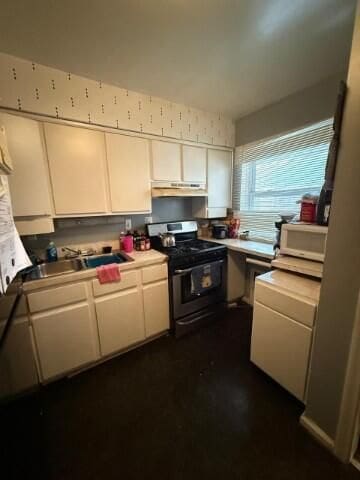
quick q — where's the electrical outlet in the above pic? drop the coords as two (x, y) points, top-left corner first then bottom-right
(145, 216), (153, 224)
(125, 218), (132, 231)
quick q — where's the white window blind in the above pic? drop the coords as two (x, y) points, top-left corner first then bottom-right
(233, 118), (333, 242)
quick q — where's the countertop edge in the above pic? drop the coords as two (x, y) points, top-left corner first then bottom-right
(23, 250), (168, 292)
(199, 237), (274, 260)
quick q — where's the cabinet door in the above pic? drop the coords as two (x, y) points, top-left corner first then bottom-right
(44, 123), (108, 215)
(0, 113), (52, 216)
(106, 133), (151, 213)
(32, 303), (98, 380)
(151, 140), (181, 181)
(95, 288), (145, 356)
(0, 317), (39, 400)
(143, 280), (169, 337)
(182, 145), (206, 183)
(207, 149), (232, 208)
(251, 301), (312, 401)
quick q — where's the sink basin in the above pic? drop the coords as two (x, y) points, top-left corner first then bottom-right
(25, 252), (133, 281)
(84, 252), (132, 268)
(27, 258), (85, 280)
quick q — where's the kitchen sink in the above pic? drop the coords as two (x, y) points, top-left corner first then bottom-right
(84, 252), (132, 268)
(26, 252), (133, 280)
(27, 258), (85, 280)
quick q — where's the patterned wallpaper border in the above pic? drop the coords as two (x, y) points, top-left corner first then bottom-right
(0, 52), (235, 147)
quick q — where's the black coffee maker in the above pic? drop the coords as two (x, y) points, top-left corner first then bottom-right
(274, 214), (295, 252)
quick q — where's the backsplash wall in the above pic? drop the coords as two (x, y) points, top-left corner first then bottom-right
(22, 197), (193, 258)
(0, 52), (235, 147)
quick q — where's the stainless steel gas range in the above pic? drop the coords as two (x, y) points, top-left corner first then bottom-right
(147, 221), (227, 337)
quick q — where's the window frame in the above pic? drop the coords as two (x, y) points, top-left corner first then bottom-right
(233, 118), (333, 243)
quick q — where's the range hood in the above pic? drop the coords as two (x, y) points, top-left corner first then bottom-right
(151, 181), (207, 198)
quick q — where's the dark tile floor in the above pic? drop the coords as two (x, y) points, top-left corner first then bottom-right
(1, 305), (359, 480)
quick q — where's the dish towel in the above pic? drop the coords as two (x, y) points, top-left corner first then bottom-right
(191, 263), (221, 296)
(96, 263), (121, 284)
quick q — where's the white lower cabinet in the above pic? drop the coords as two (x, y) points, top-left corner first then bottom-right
(0, 316), (39, 399)
(26, 262), (169, 385)
(31, 303), (98, 381)
(95, 288), (145, 357)
(251, 301), (312, 401)
(143, 280), (169, 337)
(251, 270), (320, 402)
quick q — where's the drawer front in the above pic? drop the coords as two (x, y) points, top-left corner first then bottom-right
(27, 282), (87, 313)
(141, 263), (168, 284)
(251, 302), (312, 401)
(255, 281), (316, 328)
(92, 270), (138, 297)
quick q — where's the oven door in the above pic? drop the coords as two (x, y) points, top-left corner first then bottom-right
(172, 258), (227, 320)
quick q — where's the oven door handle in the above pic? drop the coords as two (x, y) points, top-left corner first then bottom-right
(174, 267), (193, 275)
(174, 259), (225, 276)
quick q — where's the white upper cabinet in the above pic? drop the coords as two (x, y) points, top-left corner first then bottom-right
(106, 133), (151, 213)
(44, 123), (108, 215)
(151, 140), (181, 181)
(0, 113), (52, 217)
(182, 145), (206, 183)
(207, 149), (232, 208)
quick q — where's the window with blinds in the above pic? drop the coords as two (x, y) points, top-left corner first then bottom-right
(233, 118), (333, 242)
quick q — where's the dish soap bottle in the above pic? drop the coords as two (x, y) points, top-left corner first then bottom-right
(46, 241), (58, 262)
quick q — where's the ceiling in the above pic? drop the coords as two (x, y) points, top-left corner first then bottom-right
(0, 0), (356, 120)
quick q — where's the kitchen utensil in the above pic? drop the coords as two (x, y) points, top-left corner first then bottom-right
(239, 230), (249, 240)
(212, 224), (228, 239)
(159, 233), (176, 247)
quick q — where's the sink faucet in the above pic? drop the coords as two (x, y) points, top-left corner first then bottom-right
(62, 247), (81, 257)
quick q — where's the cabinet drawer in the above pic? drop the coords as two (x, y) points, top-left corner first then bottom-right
(141, 263), (168, 284)
(255, 281), (316, 328)
(92, 270), (138, 297)
(251, 302), (312, 401)
(27, 283), (87, 313)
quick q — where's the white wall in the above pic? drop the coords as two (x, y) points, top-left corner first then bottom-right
(0, 52), (235, 148)
(235, 73), (346, 146)
(304, 3), (360, 442)
(22, 197), (193, 258)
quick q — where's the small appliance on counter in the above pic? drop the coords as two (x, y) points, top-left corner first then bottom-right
(147, 220), (227, 337)
(273, 214), (295, 252)
(212, 224), (228, 239)
(279, 223), (328, 263)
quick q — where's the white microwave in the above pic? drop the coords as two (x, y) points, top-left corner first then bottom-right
(280, 224), (328, 262)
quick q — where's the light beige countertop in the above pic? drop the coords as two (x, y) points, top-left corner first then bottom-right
(271, 255), (323, 278)
(23, 249), (168, 292)
(256, 269), (321, 302)
(200, 237), (274, 260)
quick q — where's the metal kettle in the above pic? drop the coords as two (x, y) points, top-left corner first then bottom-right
(159, 232), (176, 248)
